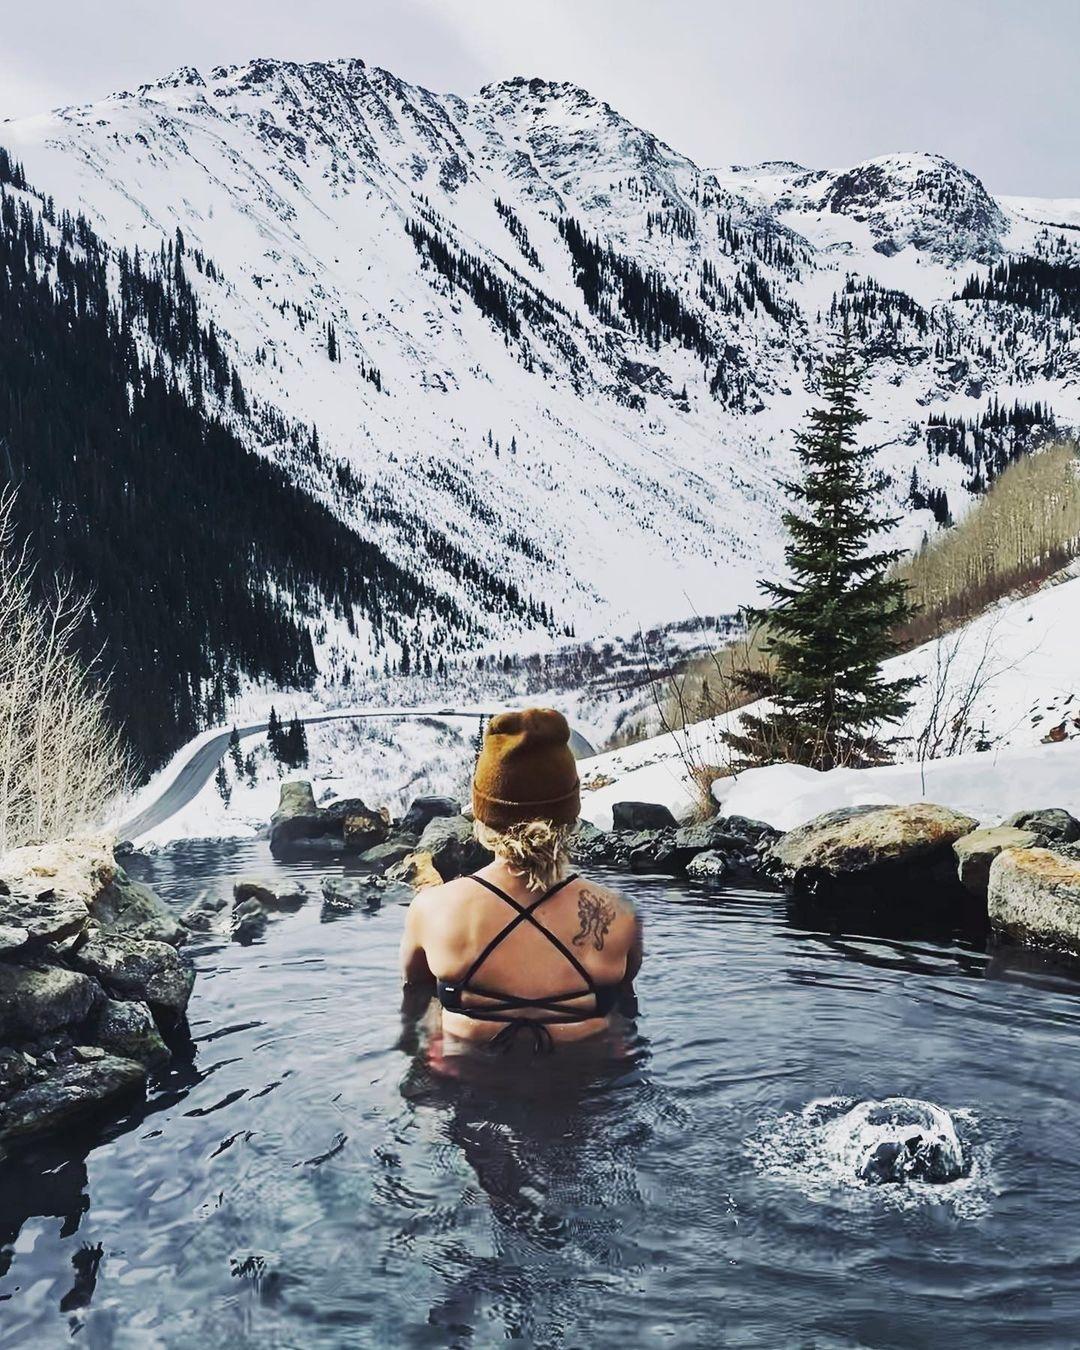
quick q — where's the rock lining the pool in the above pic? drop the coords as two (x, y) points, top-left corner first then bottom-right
(0, 836), (193, 1157)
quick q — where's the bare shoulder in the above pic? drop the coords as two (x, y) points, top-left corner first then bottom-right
(568, 876), (636, 953)
(574, 875), (636, 919)
(408, 875), (470, 923)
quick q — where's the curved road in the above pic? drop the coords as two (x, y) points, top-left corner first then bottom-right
(118, 710), (596, 842)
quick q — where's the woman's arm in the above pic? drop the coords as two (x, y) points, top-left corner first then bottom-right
(399, 892), (434, 984)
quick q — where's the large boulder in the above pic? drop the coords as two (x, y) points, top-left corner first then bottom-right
(0, 885), (88, 954)
(233, 879), (306, 912)
(89, 869), (185, 946)
(401, 795), (460, 836)
(418, 816), (494, 881)
(766, 803), (978, 898)
(70, 933), (194, 1024)
(269, 781), (336, 857)
(0, 1052), (145, 1149)
(612, 801), (680, 832)
(92, 998), (170, 1068)
(0, 963), (102, 1041)
(386, 851), (444, 890)
(1004, 808), (1080, 844)
(355, 839), (416, 873)
(686, 850), (729, 882)
(342, 808), (391, 854)
(954, 826), (1043, 899)
(988, 844), (1080, 960)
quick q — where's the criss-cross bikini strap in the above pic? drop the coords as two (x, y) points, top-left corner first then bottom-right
(462, 873), (594, 990)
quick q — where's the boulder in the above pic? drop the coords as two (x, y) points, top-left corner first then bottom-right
(686, 850), (729, 882)
(0, 1053), (145, 1148)
(321, 876), (384, 914)
(0, 963), (103, 1042)
(386, 851), (444, 890)
(180, 894), (228, 932)
(231, 897), (269, 944)
(71, 933), (194, 1023)
(611, 801), (680, 832)
(90, 869), (185, 946)
(269, 780), (335, 857)
(954, 826), (1043, 898)
(92, 998), (170, 1068)
(0, 886), (88, 954)
(232, 879), (306, 912)
(766, 803), (978, 898)
(719, 815), (781, 846)
(629, 833), (699, 876)
(418, 815), (494, 881)
(355, 839), (416, 873)
(1003, 808), (1080, 844)
(321, 796), (379, 828)
(988, 844), (1080, 960)
(342, 808), (391, 854)
(400, 795), (460, 836)
(674, 821), (753, 855)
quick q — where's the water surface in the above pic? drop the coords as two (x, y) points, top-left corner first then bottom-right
(2, 839), (1079, 1347)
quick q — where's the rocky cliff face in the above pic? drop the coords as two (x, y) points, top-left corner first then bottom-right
(3, 58), (1078, 641)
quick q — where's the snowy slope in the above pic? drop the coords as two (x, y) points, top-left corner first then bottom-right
(579, 571), (1080, 829)
(3, 59), (1080, 644)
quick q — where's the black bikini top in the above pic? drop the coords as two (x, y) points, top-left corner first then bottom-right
(436, 872), (620, 1054)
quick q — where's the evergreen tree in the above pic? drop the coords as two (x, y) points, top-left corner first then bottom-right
(726, 327), (918, 769)
(282, 716), (309, 769)
(228, 725), (243, 773)
(214, 761), (231, 806)
(267, 706), (282, 759)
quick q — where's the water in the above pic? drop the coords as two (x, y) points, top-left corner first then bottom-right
(3, 839), (1080, 1347)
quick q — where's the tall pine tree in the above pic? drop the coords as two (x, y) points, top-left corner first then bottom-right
(726, 326), (918, 769)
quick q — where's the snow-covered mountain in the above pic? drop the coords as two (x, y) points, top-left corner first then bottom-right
(3, 57), (1079, 644)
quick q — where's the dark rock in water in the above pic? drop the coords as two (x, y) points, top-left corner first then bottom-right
(674, 822), (752, 854)
(355, 839), (416, 873)
(685, 850), (729, 881)
(321, 876), (383, 914)
(321, 796), (376, 827)
(765, 803), (977, 899)
(719, 815), (781, 846)
(821, 1097), (967, 1184)
(342, 807), (391, 854)
(233, 879), (306, 912)
(612, 801), (680, 832)
(1004, 808), (1080, 844)
(70, 933), (194, 1024)
(419, 816), (494, 881)
(571, 822), (621, 866)
(401, 795), (460, 836)
(231, 897), (269, 945)
(269, 781), (338, 857)
(93, 998), (169, 1068)
(0, 963), (103, 1041)
(90, 869), (185, 947)
(0, 1052), (145, 1150)
(0, 887), (88, 954)
(629, 835), (698, 876)
(180, 894), (228, 932)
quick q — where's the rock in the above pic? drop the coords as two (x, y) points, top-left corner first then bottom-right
(611, 801), (680, 832)
(180, 894), (228, 932)
(321, 796), (380, 828)
(400, 795), (460, 836)
(686, 850), (729, 881)
(0, 887), (88, 954)
(232, 879), (305, 912)
(719, 814), (781, 845)
(1004, 808), (1080, 844)
(269, 780), (336, 857)
(571, 822), (620, 865)
(386, 851), (444, 890)
(418, 815), (493, 881)
(954, 826), (1043, 899)
(0, 964), (102, 1042)
(231, 897), (269, 944)
(355, 839), (416, 873)
(674, 822), (752, 855)
(0, 835), (116, 912)
(71, 933), (194, 1023)
(628, 833), (699, 875)
(321, 876), (383, 913)
(766, 803), (978, 898)
(988, 844), (1080, 960)
(90, 868), (184, 946)
(92, 998), (170, 1068)
(342, 808), (391, 854)
(0, 1053), (145, 1148)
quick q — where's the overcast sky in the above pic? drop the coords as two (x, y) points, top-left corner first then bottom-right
(0, 0), (1075, 196)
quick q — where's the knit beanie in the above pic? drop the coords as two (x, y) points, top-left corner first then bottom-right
(471, 708), (580, 829)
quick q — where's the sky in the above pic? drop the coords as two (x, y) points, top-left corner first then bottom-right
(0, 0), (1076, 196)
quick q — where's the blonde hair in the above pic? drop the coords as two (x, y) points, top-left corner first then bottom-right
(473, 818), (576, 893)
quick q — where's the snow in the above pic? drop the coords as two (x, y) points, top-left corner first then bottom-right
(579, 573), (1080, 832)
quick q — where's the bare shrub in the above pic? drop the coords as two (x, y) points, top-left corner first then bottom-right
(0, 489), (129, 852)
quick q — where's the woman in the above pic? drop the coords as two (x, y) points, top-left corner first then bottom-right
(400, 708), (641, 1055)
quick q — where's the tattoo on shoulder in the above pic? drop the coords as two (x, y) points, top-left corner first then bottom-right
(572, 888), (616, 951)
